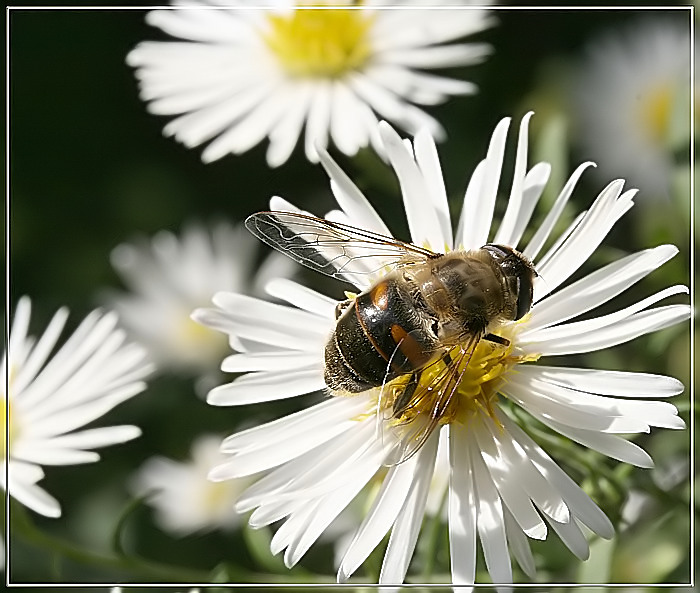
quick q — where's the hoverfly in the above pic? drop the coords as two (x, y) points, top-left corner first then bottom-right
(245, 210), (536, 462)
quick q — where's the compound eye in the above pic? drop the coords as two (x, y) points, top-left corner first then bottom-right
(514, 275), (534, 320)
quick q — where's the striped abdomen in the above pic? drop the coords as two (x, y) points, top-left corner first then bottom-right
(324, 278), (438, 393)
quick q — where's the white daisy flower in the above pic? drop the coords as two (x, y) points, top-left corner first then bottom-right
(107, 221), (293, 383)
(571, 18), (693, 197)
(192, 113), (689, 585)
(127, 0), (493, 166)
(130, 433), (252, 535)
(2, 297), (153, 518)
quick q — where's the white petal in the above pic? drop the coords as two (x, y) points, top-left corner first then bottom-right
(506, 367), (683, 430)
(380, 43), (492, 69)
(538, 416), (654, 468)
(379, 122), (444, 249)
(265, 278), (337, 319)
(379, 429), (439, 585)
(211, 413), (355, 479)
(317, 147), (391, 236)
(503, 507), (536, 578)
(371, 7), (494, 50)
(338, 452), (418, 581)
(11, 307), (69, 395)
(526, 244), (679, 332)
(493, 112), (533, 246)
(534, 181), (636, 300)
(200, 79), (289, 162)
(8, 297), (33, 365)
(470, 444), (512, 584)
(220, 395), (368, 453)
(349, 71), (443, 140)
(522, 162), (596, 261)
(499, 411), (614, 539)
(267, 81), (313, 167)
(328, 81), (366, 157)
(222, 351), (319, 373)
(284, 451), (382, 568)
(472, 420), (548, 540)
(28, 425), (141, 450)
(414, 128), (452, 250)
(18, 311), (119, 408)
(506, 162), (551, 250)
(520, 303), (690, 356)
(502, 377), (653, 434)
(547, 516), (589, 561)
(236, 412), (376, 509)
(143, 7), (254, 44)
(270, 503), (316, 556)
(458, 117), (510, 249)
(484, 417), (569, 524)
(167, 80), (277, 152)
(304, 80), (332, 162)
(14, 446), (100, 466)
(207, 367), (325, 406)
(9, 473), (61, 518)
(25, 382), (147, 437)
(448, 423), (477, 585)
(455, 159), (485, 249)
(527, 365), (686, 398)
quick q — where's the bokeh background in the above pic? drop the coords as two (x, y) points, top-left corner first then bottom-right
(7, 0), (694, 588)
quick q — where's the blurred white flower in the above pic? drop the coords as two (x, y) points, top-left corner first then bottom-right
(128, 0), (493, 166)
(107, 221), (292, 386)
(571, 18), (693, 197)
(193, 113), (689, 585)
(2, 297), (153, 518)
(131, 434), (251, 535)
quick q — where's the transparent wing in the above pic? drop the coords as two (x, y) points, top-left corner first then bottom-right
(245, 211), (439, 283)
(384, 335), (481, 466)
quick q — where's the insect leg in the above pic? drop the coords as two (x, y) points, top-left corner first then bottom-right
(484, 333), (510, 346)
(392, 371), (420, 418)
(334, 299), (353, 319)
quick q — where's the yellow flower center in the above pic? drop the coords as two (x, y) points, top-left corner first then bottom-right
(638, 82), (673, 143)
(203, 479), (235, 513)
(175, 317), (228, 362)
(264, 6), (374, 78)
(2, 368), (18, 457)
(380, 320), (539, 433)
(1, 398), (17, 458)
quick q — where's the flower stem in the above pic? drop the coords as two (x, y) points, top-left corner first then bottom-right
(10, 502), (209, 582)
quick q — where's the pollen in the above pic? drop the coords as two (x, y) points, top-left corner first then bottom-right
(1, 397), (16, 457)
(2, 369), (18, 457)
(637, 82), (673, 143)
(264, 6), (374, 78)
(384, 322), (537, 431)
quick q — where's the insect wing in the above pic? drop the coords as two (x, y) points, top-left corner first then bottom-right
(245, 211), (437, 284)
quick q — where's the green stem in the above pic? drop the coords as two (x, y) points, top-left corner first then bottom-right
(11, 502), (210, 582)
(11, 502), (344, 584)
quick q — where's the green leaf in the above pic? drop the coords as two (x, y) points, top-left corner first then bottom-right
(577, 535), (615, 584)
(243, 524), (288, 573)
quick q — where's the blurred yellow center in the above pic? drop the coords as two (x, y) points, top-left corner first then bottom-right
(265, 7), (374, 78)
(1, 398), (16, 457)
(203, 480), (233, 512)
(2, 366), (19, 457)
(177, 317), (224, 351)
(638, 83), (673, 143)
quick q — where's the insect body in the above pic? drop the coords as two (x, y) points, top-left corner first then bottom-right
(245, 211), (537, 459)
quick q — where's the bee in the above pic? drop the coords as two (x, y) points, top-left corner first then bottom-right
(245, 210), (537, 461)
